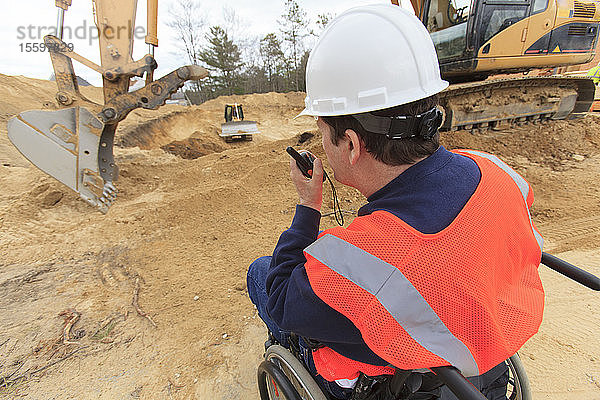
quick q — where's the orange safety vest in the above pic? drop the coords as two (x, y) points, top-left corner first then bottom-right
(304, 150), (544, 381)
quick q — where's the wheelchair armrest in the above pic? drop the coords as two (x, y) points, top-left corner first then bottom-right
(430, 366), (487, 400)
(541, 252), (600, 291)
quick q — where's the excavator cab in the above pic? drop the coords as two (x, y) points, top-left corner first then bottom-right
(424, 0), (474, 78)
(224, 103), (245, 122)
(415, 0), (600, 80)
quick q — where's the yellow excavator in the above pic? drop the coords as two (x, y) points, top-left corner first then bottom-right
(220, 103), (259, 142)
(391, 0), (599, 130)
(7, 0), (208, 213)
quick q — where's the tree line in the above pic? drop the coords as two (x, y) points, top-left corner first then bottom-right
(167, 0), (332, 104)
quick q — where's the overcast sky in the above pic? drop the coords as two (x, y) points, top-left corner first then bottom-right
(2, 0), (413, 87)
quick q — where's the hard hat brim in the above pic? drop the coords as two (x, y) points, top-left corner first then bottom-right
(295, 79), (449, 120)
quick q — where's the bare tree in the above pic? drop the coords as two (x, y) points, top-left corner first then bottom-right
(166, 0), (205, 91)
(221, 5), (246, 39)
(260, 33), (285, 92)
(279, 0), (309, 91)
(311, 12), (334, 37)
(220, 6), (260, 79)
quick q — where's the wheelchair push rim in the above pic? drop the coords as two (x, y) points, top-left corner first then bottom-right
(506, 354), (532, 400)
(258, 359), (301, 400)
(258, 344), (328, 400)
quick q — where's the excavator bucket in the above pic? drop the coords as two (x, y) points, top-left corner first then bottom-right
(7, 106), (117, 213)
(5, 0), (209, 213)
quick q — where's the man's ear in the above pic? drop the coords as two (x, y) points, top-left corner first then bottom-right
(345, 129), (362, 165)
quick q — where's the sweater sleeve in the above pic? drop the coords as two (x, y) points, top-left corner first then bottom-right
(265, 205), (366, 343)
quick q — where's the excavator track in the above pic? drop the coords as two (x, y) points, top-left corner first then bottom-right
(438, 76), (596, 132)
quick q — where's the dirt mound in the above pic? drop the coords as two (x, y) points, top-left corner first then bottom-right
(198, 91), (306, 113)
(441, 116), (600, 169)
(197, 92), (310, 141)
(116, 108), (222, 150)
(0, 73), (314, 163)
(161, 135), (229, 159)
(0, 73), (102, 122)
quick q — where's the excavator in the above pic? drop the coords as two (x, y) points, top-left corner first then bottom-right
(392, 0), (600, 130)
(6, 0), (600, 213)
(7, 0), (208, 213)
(220, 103), (260, 142)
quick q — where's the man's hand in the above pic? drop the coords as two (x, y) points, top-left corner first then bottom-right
(289, 154), (324, 212)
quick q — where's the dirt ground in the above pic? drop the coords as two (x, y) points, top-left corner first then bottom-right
(0, 73), (599, 399)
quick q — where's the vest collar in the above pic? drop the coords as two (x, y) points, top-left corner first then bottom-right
(361, 146), (453, 210)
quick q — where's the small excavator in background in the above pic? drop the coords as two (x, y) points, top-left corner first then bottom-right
(7, 0), (208, 213)
(220, 104), (259, 143)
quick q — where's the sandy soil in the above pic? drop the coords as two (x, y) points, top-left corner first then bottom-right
(0, 73), (598, 399)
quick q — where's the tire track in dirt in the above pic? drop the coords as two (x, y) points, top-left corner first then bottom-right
(538, 215), (600, 253)
(519, 249), (600, 400)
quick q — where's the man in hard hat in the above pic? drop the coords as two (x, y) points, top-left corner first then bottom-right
(248, 4), (544, 399)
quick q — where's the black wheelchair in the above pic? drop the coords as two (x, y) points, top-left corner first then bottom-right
(256, 253), (600, 400)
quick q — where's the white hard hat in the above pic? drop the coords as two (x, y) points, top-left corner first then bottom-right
(298, 4), (448, 117)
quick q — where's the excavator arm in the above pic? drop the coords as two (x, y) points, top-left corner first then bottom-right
(7, 0), (208, 213)
(391, 0), (424, 16)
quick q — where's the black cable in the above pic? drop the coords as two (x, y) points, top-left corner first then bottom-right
(323, 171), (344, 226)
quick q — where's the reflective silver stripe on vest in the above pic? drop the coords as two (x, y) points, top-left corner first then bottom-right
(305, 234), (480, 377)
(459, 150), (544, 251)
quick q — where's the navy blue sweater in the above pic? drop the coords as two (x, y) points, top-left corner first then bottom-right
(265, 146), (481, 366)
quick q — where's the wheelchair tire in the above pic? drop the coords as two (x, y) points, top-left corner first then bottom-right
(258, 359), (303, 400)
(506, 354), (532, 400)
(264, 345), (328, 400)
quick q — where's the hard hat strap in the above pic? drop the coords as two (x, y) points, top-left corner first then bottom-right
(352, 108), (443, 140)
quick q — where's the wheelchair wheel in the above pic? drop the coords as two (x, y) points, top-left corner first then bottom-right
(506, 354), (532, 400)
(258, 344), (328, 400)
(258, 359), (302, 400)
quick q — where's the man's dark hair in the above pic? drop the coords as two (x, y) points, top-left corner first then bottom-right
(320, 95), (440, 165)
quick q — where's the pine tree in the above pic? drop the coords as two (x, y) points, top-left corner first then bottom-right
(198, 26), (244, 96)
